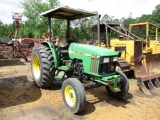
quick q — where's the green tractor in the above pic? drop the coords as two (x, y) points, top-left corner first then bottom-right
(31, 6), (129, 114)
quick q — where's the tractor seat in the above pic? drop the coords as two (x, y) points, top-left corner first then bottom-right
(55, 37), (68, 47)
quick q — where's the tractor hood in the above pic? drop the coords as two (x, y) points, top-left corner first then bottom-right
(69, 43), (118, 58)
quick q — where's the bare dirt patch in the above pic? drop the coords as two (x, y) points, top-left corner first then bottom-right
(0, 59), (160, 120)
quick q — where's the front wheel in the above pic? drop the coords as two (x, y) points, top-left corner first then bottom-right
(62, 78), (86, 114)
(106, 71), (129, 98)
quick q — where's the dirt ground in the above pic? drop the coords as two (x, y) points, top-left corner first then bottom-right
(0, 59), (160, 120)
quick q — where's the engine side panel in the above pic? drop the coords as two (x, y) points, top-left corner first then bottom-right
(69, 43), (118, 76)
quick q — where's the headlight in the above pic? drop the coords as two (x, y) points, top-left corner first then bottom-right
(103, 57), (109, 63)
(113, 57), (118, 61)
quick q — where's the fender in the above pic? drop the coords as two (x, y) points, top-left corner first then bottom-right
(42, 42), (59, 68)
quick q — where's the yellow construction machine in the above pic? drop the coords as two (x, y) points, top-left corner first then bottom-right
(91, 23), (160, 95)
(129, 22), (160, 54)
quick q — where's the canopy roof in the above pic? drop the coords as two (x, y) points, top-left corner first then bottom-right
(41, 6), (97, 20)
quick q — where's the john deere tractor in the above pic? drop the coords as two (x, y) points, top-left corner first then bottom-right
(31, 6), (129, 114)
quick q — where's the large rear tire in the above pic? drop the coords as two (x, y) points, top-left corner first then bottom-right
(31, 44), (55, 88)
(106, 71), (129, 98)
(62, 78), (86, 114)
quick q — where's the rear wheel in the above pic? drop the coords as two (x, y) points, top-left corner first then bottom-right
(31, 44), (55, 88)
(62, 78), (86, 114)
(106, 71), (129, 98)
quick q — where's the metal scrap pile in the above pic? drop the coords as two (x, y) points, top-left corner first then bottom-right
(0, 37), (45, 61)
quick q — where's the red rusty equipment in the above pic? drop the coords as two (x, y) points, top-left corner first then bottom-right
(0, 13), (46, 61)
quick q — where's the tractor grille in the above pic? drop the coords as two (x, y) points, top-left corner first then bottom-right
(99, 62), (116, 74)
(90, 59), (99, 73)
(99, 56), (117, 74)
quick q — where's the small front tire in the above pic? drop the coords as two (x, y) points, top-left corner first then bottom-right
(62, 78), (86, 114)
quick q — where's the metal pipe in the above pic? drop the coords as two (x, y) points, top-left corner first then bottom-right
(15, 28), (18, 39)
(105, 23), (109, 48)
(106, 24), (135, 40)
(122, 24), (143, 40)
(146, 23), (149, 47)
(156, 26), (158, 41)
(97, 15), (101, 46)
(66, 19), (70, 40)
(48, 17), (51, 43)
(83, 81), (103, 90)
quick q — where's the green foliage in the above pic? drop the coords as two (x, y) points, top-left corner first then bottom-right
(101, 14), (123, 24)
(20, 0), (60, 38)
(123, 17), (137, 29)
(0, 23), (14, 38)
(0, 3), (160, 42)
(71, 18), (94, 42)
(137, 14), (152, 23)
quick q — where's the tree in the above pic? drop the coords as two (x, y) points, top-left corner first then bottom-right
(0, 21), (3, 26)
(152, 4), (160, 23)
(20, 0), (60, 38)
(101, 14), (122, 23)
(137, 14), (153, 23)
(2, 1), (158, 42)
(123, 17), (137, 29)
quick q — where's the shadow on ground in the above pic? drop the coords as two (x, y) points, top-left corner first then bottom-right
(82, 86), (133, 115)
(0, 76), (41, 108)
(0, 59), (26, 67)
